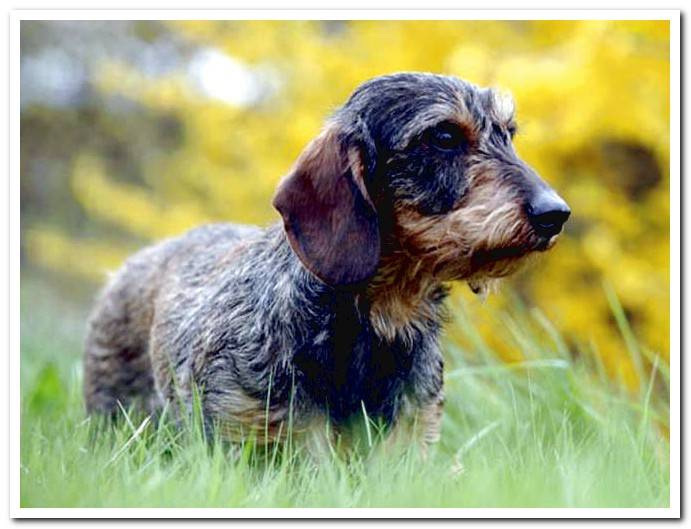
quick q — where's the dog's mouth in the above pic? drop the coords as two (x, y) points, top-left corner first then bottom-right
(429, 230), (562, 291)
(463, 233), (562, 295)
(477, 228), (563, 262)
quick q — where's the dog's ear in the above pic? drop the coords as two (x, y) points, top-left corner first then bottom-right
(272, 122), (380, 287)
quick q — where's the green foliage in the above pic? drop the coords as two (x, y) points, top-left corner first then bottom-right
(26, 365), (68, 417)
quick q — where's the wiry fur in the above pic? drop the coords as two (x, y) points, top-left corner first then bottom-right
(84, 72), (569, 453)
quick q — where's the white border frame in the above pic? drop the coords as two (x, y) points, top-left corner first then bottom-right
(9, 9), (681, 519)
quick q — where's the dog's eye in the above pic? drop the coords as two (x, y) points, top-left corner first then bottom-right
(507, 124), (518, 138)
(426, 122), (466, 152)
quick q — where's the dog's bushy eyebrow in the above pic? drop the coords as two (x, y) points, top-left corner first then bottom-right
(391, 102), (476, 149)
(489, 89), (516, 125)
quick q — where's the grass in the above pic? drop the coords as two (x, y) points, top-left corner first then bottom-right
(19, 272), (669, 509)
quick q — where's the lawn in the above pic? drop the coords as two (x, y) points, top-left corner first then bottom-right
(19, 272), (669, 509)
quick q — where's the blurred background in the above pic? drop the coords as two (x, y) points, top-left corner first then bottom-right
(20, 20), (670, 397)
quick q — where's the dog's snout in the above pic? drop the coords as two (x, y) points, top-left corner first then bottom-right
(526, 191), (571, 238)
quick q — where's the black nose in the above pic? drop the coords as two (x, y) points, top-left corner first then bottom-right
(527, 192), (571, 238)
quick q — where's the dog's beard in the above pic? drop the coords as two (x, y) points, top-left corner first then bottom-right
(466, 276), (501, 299)
(464, 248), (540, 297)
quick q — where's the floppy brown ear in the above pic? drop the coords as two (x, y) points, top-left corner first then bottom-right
(272, 125), (380, 287)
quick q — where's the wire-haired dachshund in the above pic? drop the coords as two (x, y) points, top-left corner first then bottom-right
(84, 72), (570, 455)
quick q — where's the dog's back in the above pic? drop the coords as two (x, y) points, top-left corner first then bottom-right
(83, 223), (258, 415)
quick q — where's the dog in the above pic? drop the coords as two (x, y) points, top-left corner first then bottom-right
(83, 72), (570, 455)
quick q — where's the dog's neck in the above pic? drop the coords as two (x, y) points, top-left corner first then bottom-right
(366, 249), (447, 344)
(273, 223), (446, 345)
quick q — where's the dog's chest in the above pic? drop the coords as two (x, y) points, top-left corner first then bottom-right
(293, 296), (437, 426)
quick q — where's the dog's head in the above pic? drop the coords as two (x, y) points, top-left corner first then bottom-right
(273, 73), (570, 292)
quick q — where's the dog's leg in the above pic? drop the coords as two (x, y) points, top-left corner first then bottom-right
(84, 275), (157, 417)
(302, 416), (337, 464)
(418, 395), (444, 458)
(381, 394), (443, 459)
